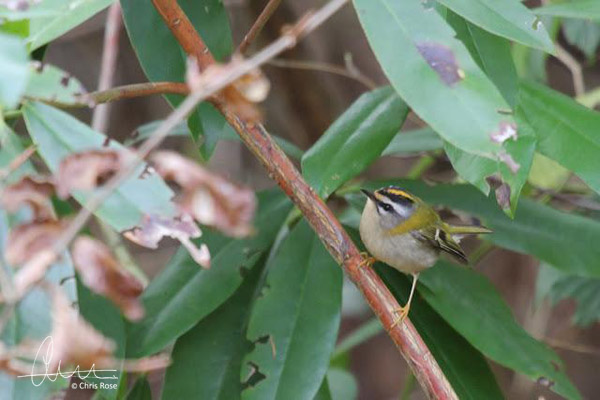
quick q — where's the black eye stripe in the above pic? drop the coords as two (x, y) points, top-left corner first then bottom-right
(379, 190), (414, 206)
(378, 202), (393, 212)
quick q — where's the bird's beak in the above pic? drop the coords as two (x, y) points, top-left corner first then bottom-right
(361, 189), (376, 201)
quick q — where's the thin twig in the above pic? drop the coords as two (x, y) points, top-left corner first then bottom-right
(0, 145), (36, 180)
(554, 43), (585, 97)
(237, 0), (282, 55)
(267, 58), (377, 90)
(544, 337), (600, 357)
(91, 2), (123, 133)
(151, 0), (456, 398)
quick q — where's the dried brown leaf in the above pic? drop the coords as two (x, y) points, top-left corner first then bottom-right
(72, 237), (144, 320)
(150, 151), (256, 237)
(56, 149), (125, 198)
(0, 175), (55, 221)
(46, 286), (116, 371)
(124, 214), (210, 268)
(5, 219), (66, 266)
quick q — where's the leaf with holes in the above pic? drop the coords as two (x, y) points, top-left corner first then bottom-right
(125, 189), (291, 357)
(302, 86), (408, 198)
(162, 252), (265, 400)
(241, 220), (343, 400)
(23, 102), (177, 232)
(353, 0), (523, 178)
(120, 0), (234, 159)
(24, 63), (88, 106)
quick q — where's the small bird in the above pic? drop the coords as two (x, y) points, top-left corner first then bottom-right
(359, 186), (491, 326)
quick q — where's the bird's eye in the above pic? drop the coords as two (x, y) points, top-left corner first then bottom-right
(380, 203), (393, 212)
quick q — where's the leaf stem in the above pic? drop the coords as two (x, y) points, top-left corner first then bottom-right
(406, 154), (435, 179)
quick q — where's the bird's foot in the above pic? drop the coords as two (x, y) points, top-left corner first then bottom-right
(358, 252), (376, 269)
(390, 306), (410, 328)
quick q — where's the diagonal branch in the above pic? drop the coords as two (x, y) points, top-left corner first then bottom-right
(152, 0), (456, 398)
(237, 0), (283, 55)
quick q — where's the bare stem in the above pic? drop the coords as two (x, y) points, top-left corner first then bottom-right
(92, 2), (123, 132)
(151, 0), (456, 398)
(267, 58), (377, 90)
(237, 0), (282, 55)
(555, 43), (585, 97)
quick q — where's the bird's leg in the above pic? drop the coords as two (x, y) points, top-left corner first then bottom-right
(358, 251), (376, 269)
(391, 273), (419, 328)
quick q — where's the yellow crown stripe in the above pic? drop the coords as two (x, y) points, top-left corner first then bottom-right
(385, 188), (411, 198)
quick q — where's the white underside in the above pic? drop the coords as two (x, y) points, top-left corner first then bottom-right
(359, 200), (438, 274)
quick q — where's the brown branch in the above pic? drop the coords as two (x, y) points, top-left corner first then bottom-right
(92, 2), (123, 132)
(237, 0), (282, 55)
(152, 0), (456, 398)
(26, 82), (190, 108)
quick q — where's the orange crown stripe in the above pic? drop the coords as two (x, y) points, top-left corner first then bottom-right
(385, 188), (411, 198)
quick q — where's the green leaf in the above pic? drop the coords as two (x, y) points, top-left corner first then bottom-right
(563, 19), (600, 60)
(0, 32), (29, 108)
(381, 127), (443, 157)
(323, 369), (358, 400)
(161, 251), (265, 400)
(120, 0), (233, 159)
(375, 266), (503, 400)
(445, 10), (518, 107)
(242, 220), (343, 400)
(27, 0), (114, 50)
(436, 0), (554, 52)
(126, 189), (292, 357)
(440, 10), (534, 215)
(418, 262), (580, 399)
(302, 86), (409, 198)
(127, 377), (152, 400)
(0, 124), (35, 180)
(76, 279), (126, 400)
(24, 63), (87, 106)
(538, 265), (600, 327)
(443, 119), (536, 215)
(535, 0), (600, 20)
(357, 180), (600, 278)
(518, 80), (600, 196)
(22, 102), (177, 231)
(528, 153), (570, 190)
(352, 0), (519, 165)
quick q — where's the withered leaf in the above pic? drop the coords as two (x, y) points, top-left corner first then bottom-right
(56, 149), (125, 199)
(72, 236), (144, 320)
(150, 151), (256, 238)
(46, 285), (116, 371)
(5, 219), (66, 266)
(124, 214), (210, 268)
(0, 176), (56, 221)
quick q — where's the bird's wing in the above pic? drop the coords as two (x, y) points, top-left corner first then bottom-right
(414, 225), (468, 264)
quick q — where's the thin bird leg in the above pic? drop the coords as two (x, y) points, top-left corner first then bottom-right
(358, 251), (376, 269)
(391, 273), (419, 327)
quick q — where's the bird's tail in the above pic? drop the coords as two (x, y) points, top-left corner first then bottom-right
(446, 225), (492, 235)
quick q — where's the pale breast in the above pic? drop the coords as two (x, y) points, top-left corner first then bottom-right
(360, 202), (439, 274)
